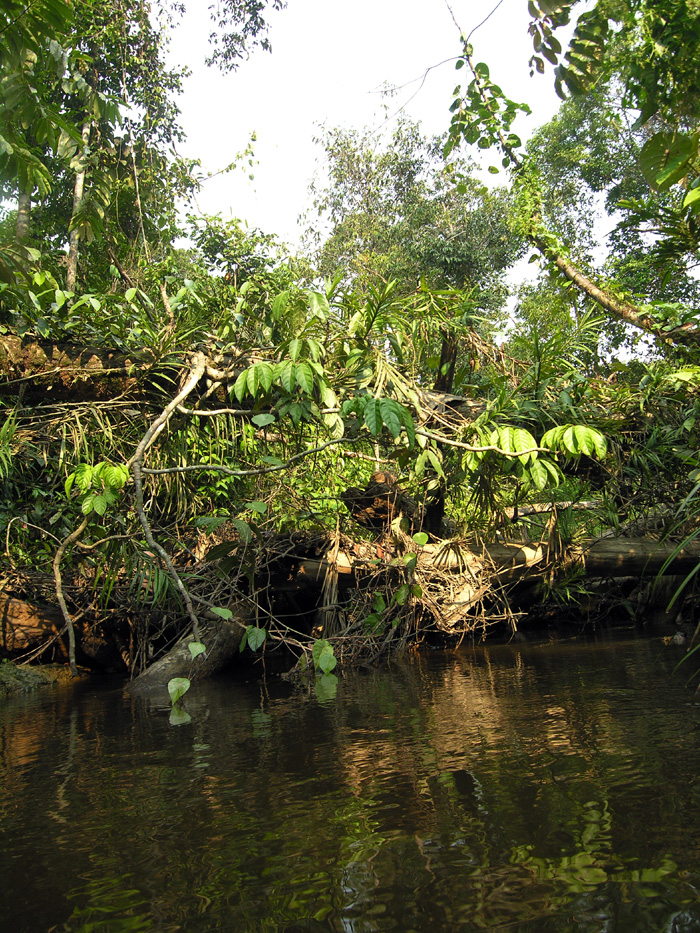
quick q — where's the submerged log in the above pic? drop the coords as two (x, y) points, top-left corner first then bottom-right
(127, 609), (247, 698)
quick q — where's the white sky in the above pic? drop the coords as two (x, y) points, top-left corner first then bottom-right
(167, 0), (566, 250)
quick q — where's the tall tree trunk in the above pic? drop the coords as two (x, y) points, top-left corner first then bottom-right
(66, 122), (91, 293)
(16, 191), (31, 242)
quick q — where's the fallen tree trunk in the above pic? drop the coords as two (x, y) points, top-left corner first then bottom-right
(0, 597), (66, 656)
(0, 597), (129, 670)
(127, 609), (247, 698)
(0, 335), (152, 400)
(291, 537), (700, 585)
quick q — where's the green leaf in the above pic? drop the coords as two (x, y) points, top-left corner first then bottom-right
(404, 553), (417, 572)
(427, 449), (444, 478)
(246, 500), (268, 514)
(231, 518), (253, 543)
(233, 369), (249, 402)
(309, 291), (330, 319)
(251, 413), (275, 427)
(312, 639), (337, 674)
(245, 626), (266, 652)
(364, 398), (382, 436)
(512, 427), (538, 464)
(529, 459), (549, 490)
(210, 606), (233, 620)
(256, 362), (273, 393)
(91, 494), (107, 516)
(271, 290), (289, 320)
(683, 187), (700, 211)
(168, 677), (191, 705)
(277, 360), (295, 393)
(295, 361), (314, 395)
(379, 398), (402, 439)
(247, 365), (260, 396)
(413, 532), (429, 546)
(541, 425), (606, 459)
(289, 338), (302, 362)
(393, 583), (411, 606)
(640, 132), (697, 192)
(188, 641), (207, 660)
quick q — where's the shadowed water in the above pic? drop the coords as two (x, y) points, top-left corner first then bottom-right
(1, 635), (699, 931)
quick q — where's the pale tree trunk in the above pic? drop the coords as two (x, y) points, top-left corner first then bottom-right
(66, 122), (91, 293)
(16, 191), (31, 242)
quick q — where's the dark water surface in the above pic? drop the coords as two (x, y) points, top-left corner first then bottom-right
(2, 636), (700, 932)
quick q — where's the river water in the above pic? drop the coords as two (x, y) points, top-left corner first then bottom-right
(1, 635), (700, 931)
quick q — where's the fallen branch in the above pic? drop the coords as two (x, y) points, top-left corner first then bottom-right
(129, 351), (208, 642)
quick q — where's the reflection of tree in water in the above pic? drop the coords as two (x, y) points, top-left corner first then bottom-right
(1, 641), (699, 930)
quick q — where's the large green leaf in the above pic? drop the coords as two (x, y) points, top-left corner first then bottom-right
(640, 132), (698, 192)
(277, 360), (295, 394)
(256, 362), (274, 393)
(379, 398), (403, 439)
(364, 399), (382, 436)
(512, 427), (538, 464)
(233, 369), (249, 402)
(245, 626), (266, 652)
(295, 361), (314, 395)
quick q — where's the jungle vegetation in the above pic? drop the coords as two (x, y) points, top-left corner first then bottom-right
(2, 0), (700, 687)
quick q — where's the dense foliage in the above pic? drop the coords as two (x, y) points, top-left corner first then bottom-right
(1, 0), (700, 681)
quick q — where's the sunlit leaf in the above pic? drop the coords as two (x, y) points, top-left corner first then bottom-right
(296, 361), (314, 395)
(188, 641), (207, 660)
(167, 677), (190, 705)
(312, 638), (337, 673)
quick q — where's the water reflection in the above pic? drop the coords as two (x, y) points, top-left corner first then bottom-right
(1, 637), (699, 931)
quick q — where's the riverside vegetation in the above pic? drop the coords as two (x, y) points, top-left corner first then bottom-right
(2, 0), (700, 695)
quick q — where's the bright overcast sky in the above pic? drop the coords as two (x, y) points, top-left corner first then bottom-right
(167, 0), (565, 249)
